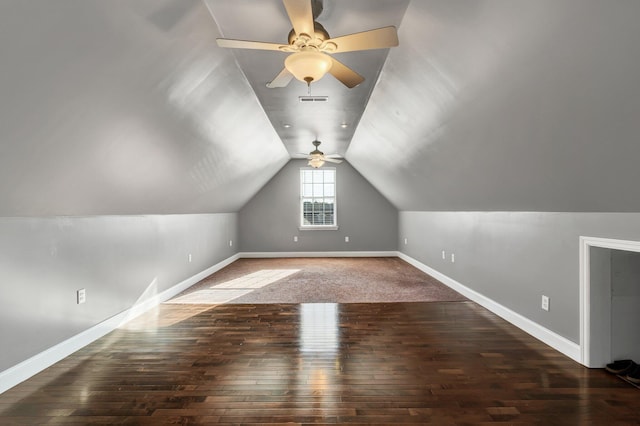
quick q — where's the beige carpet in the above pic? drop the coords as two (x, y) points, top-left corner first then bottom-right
(169, 257), (467, 304)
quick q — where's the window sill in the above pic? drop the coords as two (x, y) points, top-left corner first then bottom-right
(299, 225), (339, 231)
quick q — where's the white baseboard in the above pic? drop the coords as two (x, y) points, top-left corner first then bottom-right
(397, 252), (581, 363)
(239, 251), (398, 258)
(0, 253), (239, 395)
(2, 251), (581, 395)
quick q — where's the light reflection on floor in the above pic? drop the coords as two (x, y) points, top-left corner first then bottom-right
(166, 269), (300, 305)
(120, 269), (300, 330)
(297, 303), (341, 413)
(300, 303), (339, 353)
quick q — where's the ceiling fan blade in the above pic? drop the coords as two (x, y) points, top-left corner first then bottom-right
(324, 158), (343, 164)
(216, 38), (286, 51)
(282, 0), (314, 37)
(326, 26), (399, 53)
(266, 68), (294, 88)
(325, 154), (343, 159)
(328, 57), (364, 88)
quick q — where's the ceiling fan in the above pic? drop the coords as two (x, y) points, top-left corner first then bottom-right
(301, 140), (343, 168)
(215, 0), (399, 89)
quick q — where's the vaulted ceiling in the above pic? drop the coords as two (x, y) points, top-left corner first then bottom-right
(1, 0), (639, 216)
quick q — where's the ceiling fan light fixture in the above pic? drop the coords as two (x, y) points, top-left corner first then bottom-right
(308, 156), (325, 168)
(285, 50), (332, 85)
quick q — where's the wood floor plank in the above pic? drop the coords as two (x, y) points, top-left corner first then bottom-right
(1, 301), (638, 424)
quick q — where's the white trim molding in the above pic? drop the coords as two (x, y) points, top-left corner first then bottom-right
(579, 236), (640, 368)
(0, 253), (239, 395)
(398, 252), (581, 363)
(239, 251), (398, 258)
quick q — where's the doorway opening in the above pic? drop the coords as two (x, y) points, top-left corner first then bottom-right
(580, 236), (640, 367)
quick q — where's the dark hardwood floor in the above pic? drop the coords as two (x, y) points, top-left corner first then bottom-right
(0, 301), (638, 424)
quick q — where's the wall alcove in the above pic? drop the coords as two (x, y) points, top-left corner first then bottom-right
(580, 237), (640, 367)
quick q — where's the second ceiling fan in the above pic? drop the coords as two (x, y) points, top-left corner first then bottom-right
(301, 140), (343, 168)
(216, 0), (399, 89)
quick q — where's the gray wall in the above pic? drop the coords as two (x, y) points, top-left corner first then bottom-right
(399, 211), (640, 343)
(0, 213), (237, 372)
(239, 160), (397, 252)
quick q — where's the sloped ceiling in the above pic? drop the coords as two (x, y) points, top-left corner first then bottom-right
(347, 0), (640, 211)
(0, 0), (288, 216)
(2, 0), (640, 216)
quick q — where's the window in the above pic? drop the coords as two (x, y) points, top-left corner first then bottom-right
(300, 168), (337, 229)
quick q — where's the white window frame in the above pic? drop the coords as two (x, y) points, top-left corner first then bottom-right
(299, 167), (338, 230)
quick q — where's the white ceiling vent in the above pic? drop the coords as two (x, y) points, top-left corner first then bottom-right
(299, 96), (329, 103)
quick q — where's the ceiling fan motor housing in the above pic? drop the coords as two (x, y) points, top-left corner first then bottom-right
(287, 21), (330, 47)
(311, 140), (323, 153)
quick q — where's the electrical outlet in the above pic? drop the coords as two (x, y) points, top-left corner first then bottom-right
(404, 238), (408, 245)
(229, 240), (233, 247)
(451, 253), (455, 263)
(294, 236), (298, 242)
(77, 288), (86, 304)
(541, 295), (550, 311)
(345, 236), (350, 243)
(188, 253), (192, 263)
(442, 250), (446, 259)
